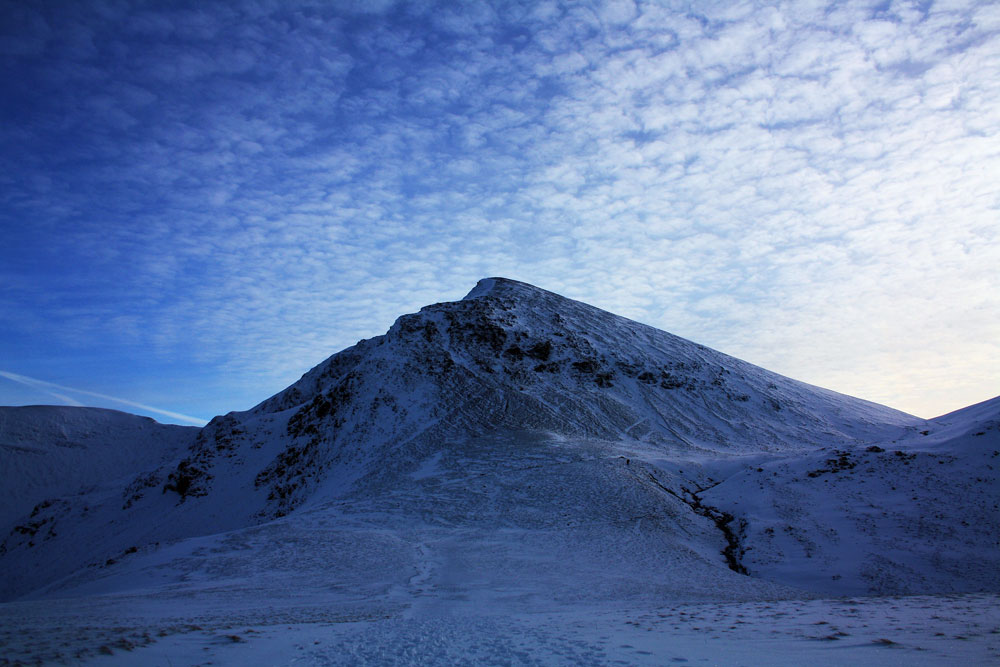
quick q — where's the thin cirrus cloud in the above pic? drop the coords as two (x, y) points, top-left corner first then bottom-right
(0, 0), (997, 422)
(0, 371), (207, 426)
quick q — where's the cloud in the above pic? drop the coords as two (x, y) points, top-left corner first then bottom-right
(0, 370), (84, 407)
(0, 371), (207, 425)
(0, 4), (50, 56)
(1, 0), (998, 420)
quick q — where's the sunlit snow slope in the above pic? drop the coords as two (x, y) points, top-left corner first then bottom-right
(1, 278), (995, 609)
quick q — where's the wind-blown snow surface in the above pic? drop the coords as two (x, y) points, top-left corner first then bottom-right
(1, 278), (998, 664)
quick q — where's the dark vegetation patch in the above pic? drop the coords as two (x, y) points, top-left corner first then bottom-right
(260, 375), (376, 517)
(287, 372), (358, 438)
(657, 362), (701, 391)
(569, 357), (617, 388)
(4, 499), (70, 551)
(523, 340), (551, 360)
(103, 545), (139, 568)
(254, 440), (321, 518)
(161, 413), (253, 503)
(503, 345), (526, 361)
(616, 360), (641, 377)
(637, 371), (657, 384)
(396, 314), (440, 343)
(442, 305), (511, 355)
(659, 372), (687, 389)
(163, 460), (212, 499)
(122, 472), (160, 509)
(807, 450), (858, 478)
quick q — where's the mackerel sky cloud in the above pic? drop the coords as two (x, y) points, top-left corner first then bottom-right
(1, 0), (997, 422)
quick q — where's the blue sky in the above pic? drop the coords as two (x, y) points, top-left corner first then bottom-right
(1, 0), (997, 424)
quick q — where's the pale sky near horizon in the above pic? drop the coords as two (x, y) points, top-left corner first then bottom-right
(1, 0), (998, 424)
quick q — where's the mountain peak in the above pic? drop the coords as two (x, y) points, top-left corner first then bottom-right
(258, 276), (920, 490)
(462, 276), (550, 301)
(461, 276), (501, 300)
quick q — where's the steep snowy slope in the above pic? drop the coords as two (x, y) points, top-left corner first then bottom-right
(699, 395), (1000, 595)
(8, 277), (992, 612)
(241, 276), (923, 518)
(0, 406), (196, 530)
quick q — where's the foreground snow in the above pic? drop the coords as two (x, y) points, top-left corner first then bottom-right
(2, 589), (997, 665)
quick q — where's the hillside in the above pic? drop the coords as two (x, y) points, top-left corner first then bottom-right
(0, 406), (196, 530)
(0, 278), (997, 664)
(700, 394), (1000, 595)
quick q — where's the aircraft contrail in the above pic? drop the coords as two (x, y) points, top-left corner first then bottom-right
(0, 370), (208, 425)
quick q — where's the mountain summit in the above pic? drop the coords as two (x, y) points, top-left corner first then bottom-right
(2, 278), (997, 617)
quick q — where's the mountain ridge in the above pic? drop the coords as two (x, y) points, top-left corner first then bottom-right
(0, 278), (995, 608)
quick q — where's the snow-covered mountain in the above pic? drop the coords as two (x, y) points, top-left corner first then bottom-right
(0, 406), (196, 531)
(1, 278), (997, 664)
(701, 393), (1000, 595)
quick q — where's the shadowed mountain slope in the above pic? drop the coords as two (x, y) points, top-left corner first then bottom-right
(0, 406), (197, 530)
